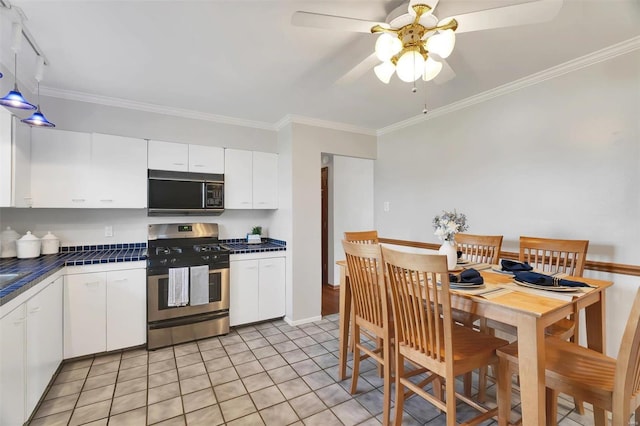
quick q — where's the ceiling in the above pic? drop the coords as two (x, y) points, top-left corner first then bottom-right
(1, 0), (639, 131)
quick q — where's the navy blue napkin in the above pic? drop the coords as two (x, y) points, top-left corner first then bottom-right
(501, 260), (533, 272)
(513, 271), (591, 288)
(449, 268), (484, 285)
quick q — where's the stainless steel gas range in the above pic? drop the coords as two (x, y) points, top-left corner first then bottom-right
(146, 223), (230, 350)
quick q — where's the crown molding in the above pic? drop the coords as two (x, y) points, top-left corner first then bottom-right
(38, 86), (276, 131)
(377, 36), (640, 136)
(274, 114), (376, 136)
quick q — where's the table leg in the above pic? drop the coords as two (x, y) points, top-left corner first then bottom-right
(585, 291), (606, 425)
(516, 315), (546, 426)
(338, 266), (351, 381)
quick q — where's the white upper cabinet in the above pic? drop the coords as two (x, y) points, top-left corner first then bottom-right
(148, 140), (224, 173)
(92, 133), (147, 208)
(188, 144), (224, 174)
(225, 149), (253, 209)
(252, 151), (278, 209)
(30, 129), (147, 208)
(148, 140), (188, 171)
(225, 149), (278, 209)
(0, 110), (32, 207)
(31, 128), (92, 208)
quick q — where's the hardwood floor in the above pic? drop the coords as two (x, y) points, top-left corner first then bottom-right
(321, 283), (340, 316)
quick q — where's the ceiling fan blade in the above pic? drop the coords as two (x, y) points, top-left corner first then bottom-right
(433, 59), (456, 85)
(335, 53), (379, 85)
(444, 0), (563, 34)
(291, 11), (386, 33)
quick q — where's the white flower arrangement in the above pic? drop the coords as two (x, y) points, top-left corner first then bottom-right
(433, 209), (468, 242)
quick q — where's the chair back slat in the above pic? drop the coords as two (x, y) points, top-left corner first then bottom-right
(342, 241), (387, 333)
(456, 233), (503, 265)
(344, 230), (379, 244)
(382, 246), (452, 364)
(519, 236), (589, 277)
(613, 289), (640, 417)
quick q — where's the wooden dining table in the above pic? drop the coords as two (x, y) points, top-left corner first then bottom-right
(336, 258), (613, 426)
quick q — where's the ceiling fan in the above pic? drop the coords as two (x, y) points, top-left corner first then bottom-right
(292, 0), (563, 86)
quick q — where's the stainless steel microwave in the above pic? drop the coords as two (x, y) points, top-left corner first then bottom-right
(148, 170), (224, 216)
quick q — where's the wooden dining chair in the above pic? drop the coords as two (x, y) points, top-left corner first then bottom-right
(497, 288), (640, 426)
(342, 240), (392, 426)
(381, 246), (509, 426)
(344, 230), (379, 244)
(456, 233), (503, 265)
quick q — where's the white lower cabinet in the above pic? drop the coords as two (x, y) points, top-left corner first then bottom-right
(26, 277), (63, 415)
(106, 269), (146, 351)
(230, 255), (285, 327)
(0, 275), (63, 426)
(0, 304), (26, 426)
(64, 264), (146, 359)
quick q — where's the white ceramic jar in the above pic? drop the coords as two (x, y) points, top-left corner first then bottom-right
(1, 226), (20, 258)
(41, 231), (60, 255)
(16, 231), (41, 259)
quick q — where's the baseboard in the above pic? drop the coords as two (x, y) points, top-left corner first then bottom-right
(284, 315), (323, 327)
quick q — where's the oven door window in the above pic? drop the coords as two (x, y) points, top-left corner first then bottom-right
(157, 270), (223, 310)
(148, 179), (204, 210)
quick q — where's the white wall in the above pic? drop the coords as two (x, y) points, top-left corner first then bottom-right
(283, 123), (376, 324)
(375, 50), (640, 357)
(331, 156), (374, 284)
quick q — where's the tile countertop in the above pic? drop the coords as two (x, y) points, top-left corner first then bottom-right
(0, 238), (287, 306)
(0, 243), (147, 306)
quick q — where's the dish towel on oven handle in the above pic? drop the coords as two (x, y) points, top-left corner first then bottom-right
(190, 265), (210, 306)
(513, 271), (592, 288)
(168, 267), (190, 306)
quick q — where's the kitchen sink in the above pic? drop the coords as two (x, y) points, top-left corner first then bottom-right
(0, 272), (29, 290)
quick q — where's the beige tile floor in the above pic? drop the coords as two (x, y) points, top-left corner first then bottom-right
(28, 314), (594, 426)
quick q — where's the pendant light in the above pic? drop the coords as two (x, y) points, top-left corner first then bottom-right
(21, 56), (55, 127)
(0, 23), (36, 110)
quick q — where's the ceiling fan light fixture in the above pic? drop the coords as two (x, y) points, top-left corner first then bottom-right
(426, 29), (456, 58)
(374, 61), (395, 84)
(396, 50), (424, 83)
(375, 33), (402, 62)
(422, 57), (443, 81)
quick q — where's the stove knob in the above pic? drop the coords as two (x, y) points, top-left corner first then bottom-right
(202, 255), (210, 261)
(159, 259), (168, 266)
(170, 258), (178, 265)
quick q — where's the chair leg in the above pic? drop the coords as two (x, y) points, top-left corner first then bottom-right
(463, 371), (472, 397)
(394, 352), (405, 425)
(497, 358), (512, 426)
(382, 337), (391, 426)
(446, 375), (457, 426)
(376, 337), (383, 377)
(545, 388), (558, 426)
(478, 366), (488, 402)
(350, 325), (360, 394)
(593, 407), (607, 426)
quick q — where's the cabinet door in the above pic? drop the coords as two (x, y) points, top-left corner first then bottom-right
(64, 272), (106, 359)
(258, 257), (286, 321)
(229, 259), (260, 326)
(92, 133), (148, 208)
(252, 152), (278, 209)
(189, 145), (224, 174)
(148, 140), (188, 171)
(0, 305), (26, 426)
(106, 269), (146, 351)
(26, 277), (63, 416)
(31, 128), (91, 208)
(12, 117), (32, 207)
(224, 149), (253, 209)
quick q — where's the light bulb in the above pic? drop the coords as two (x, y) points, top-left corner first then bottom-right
(374, 61), (395, 84)
(375, 33), (402, 62)
(422, 57), (443, 81)
(395, 51), (424, 83)
(426, 29), (456, 58)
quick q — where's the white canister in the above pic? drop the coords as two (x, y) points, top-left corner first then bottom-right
(16, 231), (41, 259)
(41, 232), (61, 255)
(1, 226), (20, 258)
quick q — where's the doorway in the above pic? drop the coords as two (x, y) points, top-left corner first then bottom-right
(321, 166), (339, 315)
